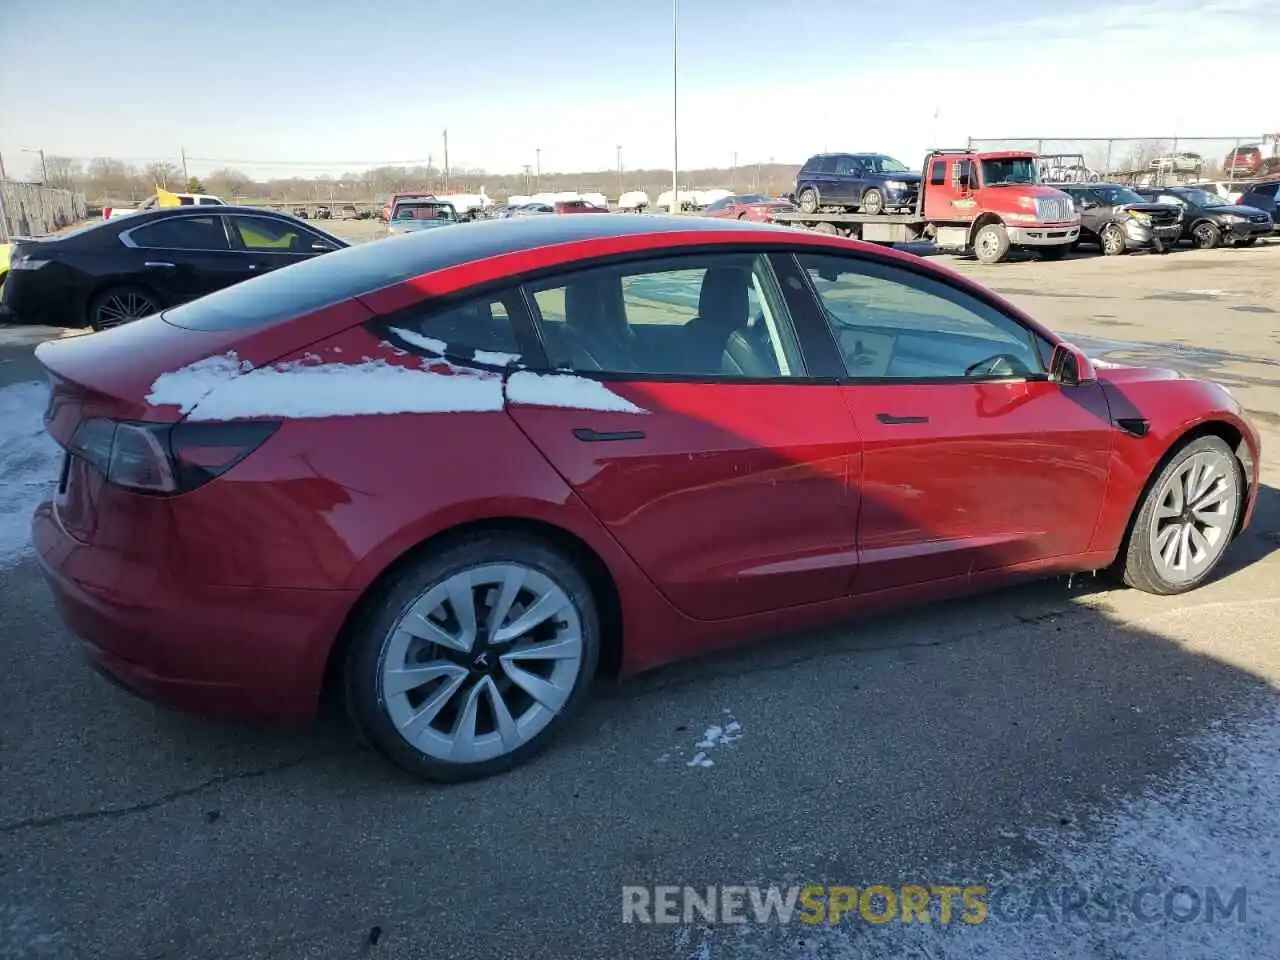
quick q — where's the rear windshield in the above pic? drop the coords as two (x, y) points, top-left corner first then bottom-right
(162, 234), (438, 331)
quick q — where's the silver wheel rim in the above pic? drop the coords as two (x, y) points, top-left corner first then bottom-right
(96, 291), (156, 328)
(380, 563), (584, 764)
(1194, 224), (1215, 247)
(1148, 449), (1238, 585)
(864, 191), (882, 214)
(800, 191), (817, 213)
(977, 229), (1000, 259)
(1103, 226), (1124, 254)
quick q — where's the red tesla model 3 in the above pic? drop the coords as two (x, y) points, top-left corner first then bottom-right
(31, 215), (1260, 782)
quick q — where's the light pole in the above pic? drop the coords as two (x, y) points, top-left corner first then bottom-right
(22, 147), (48, 184)
(536, 147), (541, 191)
(672, 0), (679, 213)
(616, 144), (623, 199)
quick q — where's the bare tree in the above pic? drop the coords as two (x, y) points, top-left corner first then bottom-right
(204, 167), (253, 199)
(38, 155), (83, 190)
(143, 160), (181, 189)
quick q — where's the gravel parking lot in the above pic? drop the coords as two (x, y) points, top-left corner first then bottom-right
(1, 236), (1278, 960)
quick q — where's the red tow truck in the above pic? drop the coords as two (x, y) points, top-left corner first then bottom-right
(771, 149), (1080, 263)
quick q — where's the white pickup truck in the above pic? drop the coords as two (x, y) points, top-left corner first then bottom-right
(102, 193), (226, 220)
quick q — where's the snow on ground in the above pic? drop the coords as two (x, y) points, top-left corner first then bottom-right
(658, 711), (745, 769)
(0, 381), (59, 568)
(671, 695), (1280, 959)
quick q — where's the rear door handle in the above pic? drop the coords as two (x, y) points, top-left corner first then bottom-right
(572, 428), (646, 442)
(144, 261), (175, 268)
(876, 413), (929, 425)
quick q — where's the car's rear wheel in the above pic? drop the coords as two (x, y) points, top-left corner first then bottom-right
(1191, 221), (1221, 249)
(1120, 435), (1243, 595)
(860, 188), (885, 216)
(345, 533), (601, 782)
(797, 188), (819, 214)
(88, 285), (159, 331)
(1101, 223), (1127, 256)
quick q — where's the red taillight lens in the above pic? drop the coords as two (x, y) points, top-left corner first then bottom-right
(65, 418), (279, 495)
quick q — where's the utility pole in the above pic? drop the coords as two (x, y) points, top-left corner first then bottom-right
(535, 148), (541, 190)
(0, 149), (7, 180)
(39, 149), (48, 184)
(522, 165), (532, 193)
(442, 129), (449, 193)
(672, 0), (679, 213)
(180, 147), (189, 183)
(731, 151), (737, 190)
(616, 144), (623, 198)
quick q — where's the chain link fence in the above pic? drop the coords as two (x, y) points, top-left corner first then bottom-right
(966, 136), (1278, 187)
(0, 181), (88, 241)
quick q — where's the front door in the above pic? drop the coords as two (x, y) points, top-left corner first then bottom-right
(506, 249), (863, 620)
(922, 156), (980, 224)
(224, 213), (341, 275)
(792, 250), (1115, 594)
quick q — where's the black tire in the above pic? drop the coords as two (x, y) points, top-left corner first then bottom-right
(87, 284), (160, 331)
(812, 221), (840, 235)
(973, 222), (1011, 264)
(860, 188), (885, 216)
(1037, 244), (1068, 261)
(1191, 221), (1221, 249)
(1118, 435), (1243, 596)
(1100, 223), (1127, 256)
(344, 533), (602, 782)
(797, 188), (819, 214)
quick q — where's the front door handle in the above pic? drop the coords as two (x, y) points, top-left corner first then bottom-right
(876, 413), (929, 425)
(572, 428), (646, 442)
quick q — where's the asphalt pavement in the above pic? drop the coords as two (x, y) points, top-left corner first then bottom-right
(1, 241), (1278, 959)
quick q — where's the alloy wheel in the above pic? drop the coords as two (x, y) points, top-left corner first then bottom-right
(379, 563), (585, 764)
(95, 291), (157, 329)
(1102, 225), (1125, 255)
(1147, 448), (1238, 586)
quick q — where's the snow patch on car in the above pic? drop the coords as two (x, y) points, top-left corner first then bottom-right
(145, 352), (254, 413)
(1091, 357), (1126, 369)
(506, 371), (649, 414)
(182, 357), (506, 421)
(0, 381), (61, 568)
(389, 327), (448, 355)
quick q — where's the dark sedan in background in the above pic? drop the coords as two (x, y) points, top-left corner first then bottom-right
(1, 206), (347, 330)
(1132, 185), (1274, 249)
(1056, 183), (1182, 255)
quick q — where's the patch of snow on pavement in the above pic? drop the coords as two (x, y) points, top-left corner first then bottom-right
(506, 371), (649, 414)
(673, 697), (1280, 958)
(145, 352), (253, 413)
(679, 711), (744, 769)
(176, 358), (505, 421)
(0, 381), (60, 568)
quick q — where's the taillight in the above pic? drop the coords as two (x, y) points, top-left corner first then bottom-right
(65, 418), (279, 495)
(102, 208), (112, 219)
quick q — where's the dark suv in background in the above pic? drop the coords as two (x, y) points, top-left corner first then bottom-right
(1057, 183), (1182, 255)
(1235, 179), (1279, 227)
(1133, 185), (1275, 248)
(791, 153), (921, 215)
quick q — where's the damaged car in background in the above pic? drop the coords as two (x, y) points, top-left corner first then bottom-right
(1055, 183), (1182, 255)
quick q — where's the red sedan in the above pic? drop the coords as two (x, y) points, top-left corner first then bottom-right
(32, 216), (1260, 782)
(700, 193), (797, 221)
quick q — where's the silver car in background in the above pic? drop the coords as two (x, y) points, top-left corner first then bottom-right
(386, 199), (461, 236)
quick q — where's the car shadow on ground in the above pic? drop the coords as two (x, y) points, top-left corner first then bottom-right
(3, 463), (1278, 959)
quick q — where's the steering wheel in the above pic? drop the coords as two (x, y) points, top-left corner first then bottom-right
(964, 353), (1032, 378)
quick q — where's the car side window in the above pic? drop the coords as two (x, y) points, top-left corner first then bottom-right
(953, 160), (973, 188)
(796, 252), (1047, 380)
(929, 161), (946, 186)
(389, 289), (526, 363)
(229, 215), (326, 253)
(834, 156), (859, 176)
(1158, 194), (1184, 206)
(816, 157), (837, 175)
(524, 252), (805, 379)
(127, 215), (229, 251)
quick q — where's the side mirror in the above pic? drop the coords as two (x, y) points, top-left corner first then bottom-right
(1049, 342), (1097, 386)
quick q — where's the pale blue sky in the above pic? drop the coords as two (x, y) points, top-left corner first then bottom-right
(0, 0), (1274, 180)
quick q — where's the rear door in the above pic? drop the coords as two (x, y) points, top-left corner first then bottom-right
(117, 213), (253, 303)
(505, 248), (863, 620)
(224, 212), (342, 275)
(791, 249), (1115, 593)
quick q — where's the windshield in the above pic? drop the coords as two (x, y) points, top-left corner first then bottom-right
(1094, 186), (1145, 205)
(980, 158), (1039, 185)
(393, 203), (456, 220)
(864, 156), (910, 174)
(735, 194), (769, 204)
(1178, 189), (1226, 207)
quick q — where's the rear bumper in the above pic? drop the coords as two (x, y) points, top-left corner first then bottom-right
(32, 501), (357, 725)
(1007, 225), (1080, 246)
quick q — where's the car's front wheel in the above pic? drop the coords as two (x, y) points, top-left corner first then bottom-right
(345, 533), (601, 782)
(1101, 223), (1127, 256)
(1120, 435), (1243, 595)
